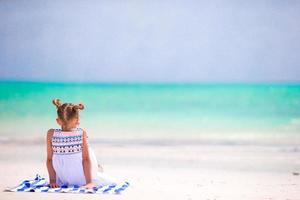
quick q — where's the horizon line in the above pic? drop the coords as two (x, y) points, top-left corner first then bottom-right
(1, 79), (300, 85)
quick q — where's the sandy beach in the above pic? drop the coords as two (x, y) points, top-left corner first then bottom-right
(2, 0), (300, 198)
(0, 139), (299, 200)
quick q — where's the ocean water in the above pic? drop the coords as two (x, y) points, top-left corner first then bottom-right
(0, 81), (300, 145)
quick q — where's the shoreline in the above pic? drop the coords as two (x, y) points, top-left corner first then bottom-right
(1, 133), (300, 147)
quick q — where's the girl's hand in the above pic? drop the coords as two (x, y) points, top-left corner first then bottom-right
(83, 182), (95, 189)
(48, 182), (60, 188)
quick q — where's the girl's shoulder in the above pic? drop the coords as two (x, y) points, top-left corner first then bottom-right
(47, 128), (55, 135)
(79, 127), (87, 133)
(46, 129), (55, 141)
(80, 128), (88, 137)
(46, 128), (62, 136)
(75, 127), (86, 135)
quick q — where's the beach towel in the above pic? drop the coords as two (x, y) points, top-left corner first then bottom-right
(4, 174), (130, 194)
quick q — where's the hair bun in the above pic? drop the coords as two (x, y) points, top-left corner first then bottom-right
(74, 103), (85, 110)
(52, 99), (62, 108)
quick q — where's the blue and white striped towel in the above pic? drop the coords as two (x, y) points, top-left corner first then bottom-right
(4, 174), (130, 194)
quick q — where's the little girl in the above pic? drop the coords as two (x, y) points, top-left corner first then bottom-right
(46, 99), (116, 189)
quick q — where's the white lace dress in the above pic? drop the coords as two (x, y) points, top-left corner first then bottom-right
(51, 128), (116, 187)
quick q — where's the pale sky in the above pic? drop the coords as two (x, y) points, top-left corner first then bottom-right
(1, 0), (300, 82)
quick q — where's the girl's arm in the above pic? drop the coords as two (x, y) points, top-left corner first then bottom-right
(82, 129), (93, 185)
(46, 129), (57, 185)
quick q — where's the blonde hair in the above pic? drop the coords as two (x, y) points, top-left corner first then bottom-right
(52, 99), (84, 123)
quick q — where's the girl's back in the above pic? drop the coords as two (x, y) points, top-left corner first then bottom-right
(51, 128), (86, 186)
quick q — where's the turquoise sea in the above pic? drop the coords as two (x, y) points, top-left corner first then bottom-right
(0, 81), (300, 145)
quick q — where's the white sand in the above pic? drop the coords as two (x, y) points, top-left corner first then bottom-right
(0, 141), (299, 200)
